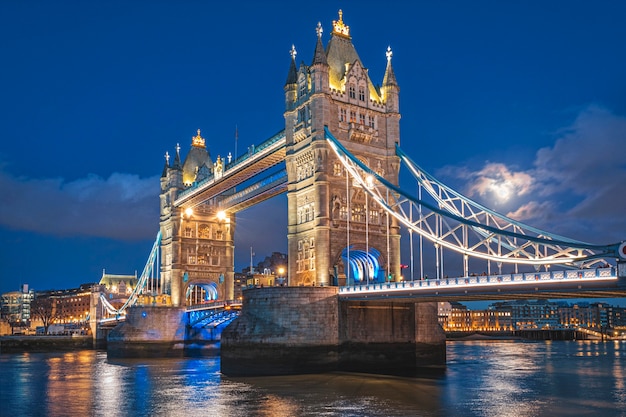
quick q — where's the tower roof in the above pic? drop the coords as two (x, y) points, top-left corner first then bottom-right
(324, 10), (381, 101)
(182, 129), (212, 185)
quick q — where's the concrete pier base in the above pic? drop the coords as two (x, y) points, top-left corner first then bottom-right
(338, 301), (446, 375)
(107, 306), (188, 358)
(221, 286), (339, 375)
(221, 287), (446, 377)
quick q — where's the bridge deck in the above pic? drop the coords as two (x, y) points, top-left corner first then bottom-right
(338, 268), (626, 302)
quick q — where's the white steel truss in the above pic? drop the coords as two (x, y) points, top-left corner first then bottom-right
(325, 127), (623, 270)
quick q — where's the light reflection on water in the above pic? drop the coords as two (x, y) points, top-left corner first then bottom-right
(0, 340), (624, 417)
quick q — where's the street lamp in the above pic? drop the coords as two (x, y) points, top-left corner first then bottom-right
(278, 267), (285, 286)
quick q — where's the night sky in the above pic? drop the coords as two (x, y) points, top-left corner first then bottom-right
(1, 1), (625, 307)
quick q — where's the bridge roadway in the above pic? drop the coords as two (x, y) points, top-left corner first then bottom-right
(338, 267), (626, 302)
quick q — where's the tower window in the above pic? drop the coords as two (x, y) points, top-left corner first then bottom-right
(339, 108), (346, 122)
(359, 114), (365, 125)
(333, 162), (342, 176)
(349, 85), (356, 99)
(359, 87), (365, 101)
(350, 111), (356, 123)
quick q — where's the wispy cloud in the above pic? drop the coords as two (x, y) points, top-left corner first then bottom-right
(0, 170), (160, 240)
(438, 105), (626, 243)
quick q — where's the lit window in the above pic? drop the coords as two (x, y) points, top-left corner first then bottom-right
(333, 162), (342, 176)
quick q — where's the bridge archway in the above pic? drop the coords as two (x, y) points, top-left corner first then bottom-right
(185, 281), (219, 306)
(335, 246), (388, 286)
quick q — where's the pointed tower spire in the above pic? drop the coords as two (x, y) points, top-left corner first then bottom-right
(311, 22), (328, 66)
(285, 44), (298, 86)
(284, 44), (298, 111)
(382, 46), (398, 87)
(173, 143), (182, 169)
(161, 151), (170, 177)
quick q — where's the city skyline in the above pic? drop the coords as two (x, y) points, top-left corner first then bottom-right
(1, 2), (625, 306)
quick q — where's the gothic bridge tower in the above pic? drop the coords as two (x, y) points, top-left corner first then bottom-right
(159, 130), (235, 307)
(284, 11), (401, 287)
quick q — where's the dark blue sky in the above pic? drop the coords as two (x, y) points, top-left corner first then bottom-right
(1, 1), (625, 307)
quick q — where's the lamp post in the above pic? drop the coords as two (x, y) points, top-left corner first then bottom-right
(278, 267), (285, 286)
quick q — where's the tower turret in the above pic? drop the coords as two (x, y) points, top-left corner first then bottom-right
(381, 46), (400, 114)
(284, 45), (298, 112)
(310, 22), (329, 95)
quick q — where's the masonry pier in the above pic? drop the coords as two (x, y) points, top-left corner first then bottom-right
(220, 287), (446, 376)
(107, 306), (188, 357)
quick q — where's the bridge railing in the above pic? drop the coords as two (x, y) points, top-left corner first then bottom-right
(338, 267), (617, 295)
(185, 300), (242, 312)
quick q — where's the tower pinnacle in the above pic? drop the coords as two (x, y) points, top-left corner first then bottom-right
(192, 129), (206, 148)
(332, 9), (350, 38)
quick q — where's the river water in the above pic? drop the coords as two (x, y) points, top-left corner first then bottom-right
(1, 340), (624, 417)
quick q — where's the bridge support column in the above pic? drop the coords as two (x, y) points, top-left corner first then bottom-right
(221, 287), (446, 376)
(338, 300), (446, 375)
(107, 306), (188, 357)
(89, 286), (106, 349)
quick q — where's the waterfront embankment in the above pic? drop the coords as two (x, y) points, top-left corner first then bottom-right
(0, 335), (93, 353)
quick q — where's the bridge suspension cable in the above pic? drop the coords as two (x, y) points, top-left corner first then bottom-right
(325, 127), (622, 270)
(99, 231), (162, 316)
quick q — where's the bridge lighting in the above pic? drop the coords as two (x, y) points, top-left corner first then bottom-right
(365, 174), (374, 188)
(184, 207), (194, 218)
(217, 210), (227, 221)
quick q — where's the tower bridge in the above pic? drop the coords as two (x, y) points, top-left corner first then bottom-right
(101, 11), (626, 374)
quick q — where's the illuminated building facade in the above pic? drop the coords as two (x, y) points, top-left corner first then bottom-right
(160, 129), (235, 307)
(284, 11), (401, 286)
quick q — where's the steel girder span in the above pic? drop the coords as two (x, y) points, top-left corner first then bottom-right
(324, 127), (625, 273)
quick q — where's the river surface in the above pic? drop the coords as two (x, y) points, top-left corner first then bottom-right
(1, 340), (625, 417)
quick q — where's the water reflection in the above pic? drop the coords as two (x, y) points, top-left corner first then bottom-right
(45, 351), (95, 416)
(1, 341), (625, 417)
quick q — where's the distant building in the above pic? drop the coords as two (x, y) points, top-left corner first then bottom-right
(40, 283), (96, 326)
(240, 252), (288, 290)
(442, 301), (512, 331)
(438, 299), (626, 333)
(233, 272), (246, 301)
(99, 270), (138, 294)
(0, 284), (34, 334)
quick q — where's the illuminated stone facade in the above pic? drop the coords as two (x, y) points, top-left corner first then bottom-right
(284, 12), (402, 286)
(159, 130), (235, 307)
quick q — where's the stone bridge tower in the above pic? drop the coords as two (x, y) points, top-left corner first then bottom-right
(284, 11), (401, 287)
(159, 130), (235, 307)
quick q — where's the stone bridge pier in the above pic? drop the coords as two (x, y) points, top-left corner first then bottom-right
(220, 287), (446, 376)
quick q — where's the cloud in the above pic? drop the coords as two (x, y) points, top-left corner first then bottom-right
(0, 169), (160, 240)
(463, 162), (534, 204)
(437, 105), (626, 243)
